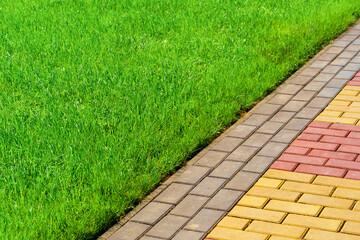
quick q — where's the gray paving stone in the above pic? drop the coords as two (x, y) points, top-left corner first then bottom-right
(209, 161), (244, 179)
(154, 183), (193, 204)
(346, 44), (360, 52)
(140, 236), (162, 240)
(226, 145), (259, 162)
(242, 155), (276, 173)
(170, 195), (209, 218)
(326, 46), (344, 54)
(270, 111), (295, 123)
(317, 87), (341, 98)
(243, 114), (270, 126)
(205, 189), (244, 211)
(326, 78), (348, 89)
(271, 129), (299, 143)
(278, 84), (302, 94)
(348, 29), (360, 36)
(353, 38), (360, 45)
(281, 100), (307, 112)
(257, 142), (288, 158)
(292, 90), (316, 101)
(284, 118), (311, 131)
(322, 65), (342, 74)
(212, 137), (243, 152)
(338, 51), (357, 59)
(146, 215), (188, 239)
(310, 61), (328, 68)
(190, 177), (226, 197)
(242, 133), (272, 148)
(288, 75), (312, 85)
(340, 35), (358, 41)
(331, 58), (351, 66)
(256, 121), (284, 134)
(296, 107), (323, 119)
(268, 94), (292, 105)
(307, 97), (332, 109)
(174, 166), (210, 185)
(252, 104), (281, 116)
(299, 67), (321, 77)
(108, 222), (150, 240)
(343, 63), (360, 72)
(331, 41), (350, 48)
(303, 81), (327, 91)
(351, 55), (360, 63)
(131, 202), (173, 225)
(225, 171), (259, 191)
(335, 70), (356, 79)
(228, 124), (256, 138)
(318, 53), (337, 61)
(313, 73), (333, 82)
(184, 209), (225, 232)
(195, 150), (228, 168)
(172, 230), (204, 240)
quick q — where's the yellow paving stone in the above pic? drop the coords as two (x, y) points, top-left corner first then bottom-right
(264, 200), (321, 216)
(321, 110), (342, 117)
(217, 216), (249, 230)
(321, 207), (360, 222)
(237, 195), (268, 208)
(254, 178), (283, 189)
(353, 201), (360, 211)
(314, 175), (360, 190)
(326, 105), (360, 113)
(342, 221), (360, 235)
(329, 100), (351, 106)
(343, 112), (360, 119)
(247, 186), (301, 202)
(333, 188), (360, 200)
(335, 95), (360, 102)
(283, 214), (342, 231)
(341, 90), (359, 96)
(343, 85), (360, 91)
(314, 116), (357, 124)
(351, 102), (360, 107)
(208, 226), (268, 240)
(305, 229), (360, 240)
(263, 169), (315, 183)
(298, 193), (353, 209)
(281, 181), (334, 196)
(229, 206), (286, 223)
(268, 237), (295, 240)
(246, 221), (306, 238)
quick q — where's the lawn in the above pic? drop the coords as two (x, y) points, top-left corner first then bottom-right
(0, 0), (359, 239)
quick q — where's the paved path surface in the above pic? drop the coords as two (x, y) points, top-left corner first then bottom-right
(101, 21), (360, 240)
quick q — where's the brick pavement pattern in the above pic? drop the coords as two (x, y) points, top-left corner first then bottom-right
(101, 21), (360, 240)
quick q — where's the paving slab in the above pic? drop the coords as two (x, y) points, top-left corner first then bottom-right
(102, 20), (360, 240)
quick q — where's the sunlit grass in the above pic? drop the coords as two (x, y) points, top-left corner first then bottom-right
(0, 0), (359, 239)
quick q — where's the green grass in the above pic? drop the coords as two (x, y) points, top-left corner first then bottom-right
(0, 0), (359, 239)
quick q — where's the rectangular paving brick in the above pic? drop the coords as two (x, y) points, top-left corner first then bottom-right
(257, 121), (284, 134)
(270, 161), (297, 171)
(243, 133), (272, 148)
(225, 171), (260, 191)
(209, 160), (244, 179)
(304, 81), (327, 91)
(281, 181), (333, 196)
(253, 104), (281, 116)
(271, 129), (299, 143)
(208, 227), (267, 240)
(242, 155), (275, 173)
(131, 202), (173, 225)
(246, 221), (306, 238)
(268, 94), (292, 105)
(174, 166), (210, 185)
(293, 90), (317, 101)
(307, 97), (332, 109)
(295, 107), (322, 119)
(284, 146), (310, 155)
(292, 139), (338, 151)
(326, 159), (360, 170)
(298, 193), (353, 209)
(313, 73), (334, 82)
(243, 114), (270, 126)
(195, 150), (228, 168)
(281, 100), (307, 112)
(190, 177), (226, 197)
(322, 65), (342, 74)
(318, 87), (341, 98)
(172, 230), (204, 240)
(184, 209), (225, 232)
(108, 222), (150, 240)
(303, 126), (348, 137)
(247, 186), (301, 201)
(295, 164), (346, 177)
(257, 142), (288, 158)
(278, 84), (302, 94)
(155, 183), (193, 204)
(284, 118), (311, 131)
(309, 149), (356, 161)
(212, 137), (244, 152)
(288, 75), (312, 85)
(283, 214), (341, 231)
(205, 189), (244, 211)
(278, 153), (326, 165)
(170, 195), (209, 218)
(345, 170), (360, 180)
(300, 67), (321, 77)
(228, 124), (256, 138)
(145, 215), (188, 239)
(264, 200), (321, 216)
(270, 111), (296, 123)
(227, 145), (259, 162)
(229, 206), (286, 223)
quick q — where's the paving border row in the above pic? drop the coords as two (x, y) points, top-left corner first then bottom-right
(100, 20), (360, 240)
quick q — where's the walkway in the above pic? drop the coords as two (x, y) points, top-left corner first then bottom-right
(101, 20), (360, 240)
